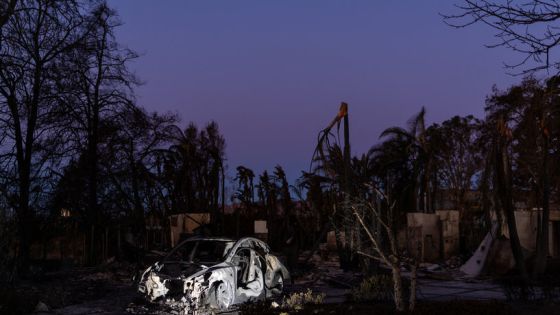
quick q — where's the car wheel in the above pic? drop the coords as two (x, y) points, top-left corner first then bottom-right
(270, 273), (284, 295)
(210, 281), (234, 310)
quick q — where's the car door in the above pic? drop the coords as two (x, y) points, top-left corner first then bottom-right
(231, 245), (266, 303)
(247, 239), (279, 295)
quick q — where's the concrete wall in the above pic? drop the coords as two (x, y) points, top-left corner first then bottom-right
(326, 231), (345, 252)
(169, 213), (211, 247)
(436, 210), (460, 259)
(515, 210), (538, 252)
(407, 213), (441, 262)
(500, 209), (560, 257)
(254, 220), (268, 242)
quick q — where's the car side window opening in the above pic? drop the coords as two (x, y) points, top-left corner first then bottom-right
(166, 241), (196, 261)
(192, 241), (231, 263)
(234, 248), (251, 287)
(234, 247), (265, 295)
(164, 240), (234, 263)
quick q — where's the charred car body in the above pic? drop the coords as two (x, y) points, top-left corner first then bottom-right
(137, 236), (290, 313)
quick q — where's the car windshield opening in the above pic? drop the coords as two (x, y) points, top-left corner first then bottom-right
(165, 240), (233, 264)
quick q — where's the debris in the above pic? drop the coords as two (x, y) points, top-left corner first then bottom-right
(445, 256), (462, 269)
(34, 301), (50, 313)
(104, 256), (116, 265)
(79, 271), (113, 281)
(271, 301), (280, 308)
(460, 222), (498, 277)
(426, 264), (443, 272)
(324, 274), (354, 288)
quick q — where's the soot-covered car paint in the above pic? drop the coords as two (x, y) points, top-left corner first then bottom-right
(137, 237), (290, 313)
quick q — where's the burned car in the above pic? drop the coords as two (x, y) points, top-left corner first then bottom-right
(137, 236), (290, 313)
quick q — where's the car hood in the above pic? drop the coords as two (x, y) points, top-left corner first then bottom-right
(140, 261), (232, 302)
(154, 261), (206, 278)
(147, 260), (230, 280)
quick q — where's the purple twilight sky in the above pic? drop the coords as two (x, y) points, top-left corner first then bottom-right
(110, 0), (526, 185)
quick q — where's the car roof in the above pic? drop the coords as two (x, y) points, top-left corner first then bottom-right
(178, 236), (270, 252)
(181, 236), (236, 242)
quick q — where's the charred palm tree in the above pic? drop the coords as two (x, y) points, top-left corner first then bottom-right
(485, 77), (560, 278)
(233, 165), (255, 236)
(311, 103), (357, 269)
(273, 165), (293, 217)
(155, 122), (226, 221)
(377, 107), (434, 212)
(494, 115), (529, 282)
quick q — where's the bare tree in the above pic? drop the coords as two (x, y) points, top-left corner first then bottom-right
(350, 187), (419, 312)
(53, 2), (139, 264)
(429, 115), (483, 214)
(0, 0), (88, 272)
(102, 108), (178, 234)
(443, 0), (560, 73)
(0, 0), (17, 30)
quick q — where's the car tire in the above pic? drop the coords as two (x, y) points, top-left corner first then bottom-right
(209, 281), (234, 310)
(270, 273), (284, 296)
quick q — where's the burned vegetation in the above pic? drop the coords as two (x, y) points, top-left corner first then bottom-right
(3, 1), (560, 315)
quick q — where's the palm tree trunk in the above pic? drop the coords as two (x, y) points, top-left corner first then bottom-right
(221, 164), (225, 234)
(343, 110), (354, 267)
(496, 137), (528, 281)
(534, 136), (550, 277)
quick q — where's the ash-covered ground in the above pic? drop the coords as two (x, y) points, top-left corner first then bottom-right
(2, 254), (560, 315)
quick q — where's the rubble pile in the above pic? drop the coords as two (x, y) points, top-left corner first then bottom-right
(445, 256), (463, 269)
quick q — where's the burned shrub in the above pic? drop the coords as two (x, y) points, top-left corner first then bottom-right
(499, 273), (560, 302)
(539, 274), (560, 301)
(281, 288), (325, 311)
(351, 274), (410, 303)
(498, 275), (536, 301)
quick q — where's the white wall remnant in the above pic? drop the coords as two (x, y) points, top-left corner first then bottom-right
(254, 221), (268, 234)
(460, 222), (498, 277)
